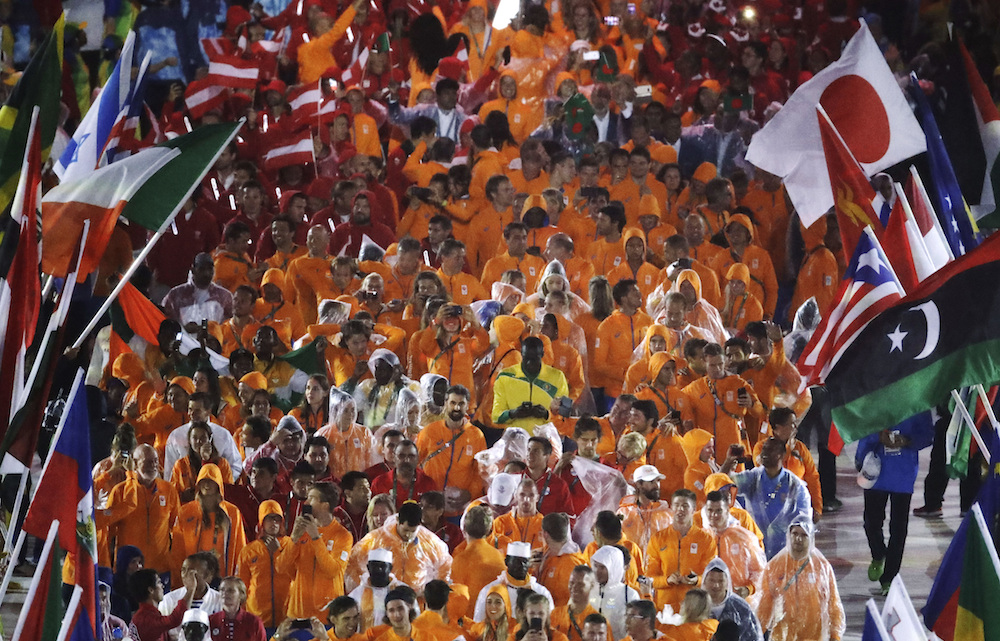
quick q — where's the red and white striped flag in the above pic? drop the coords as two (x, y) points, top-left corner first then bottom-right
(201, 37), (235, 59)
(263, 129), (314, 171)
(340, 48), (369, 87)
(454, 40), (468, 62)
(185, 78), (230, 119)
(288, 83), (322, 121)
(206, 54), (260, 89)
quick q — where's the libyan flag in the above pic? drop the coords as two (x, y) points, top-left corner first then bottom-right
(825, 229), (1000, 443)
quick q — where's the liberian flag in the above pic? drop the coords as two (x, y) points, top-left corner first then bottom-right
(263, 128), (314, 171)
(799, 226), (906, 388)
(41, 145), (180, 278)
(22, 371), (100, 641)
(185, 78), (230, 120)
(206, 54), (260, 89)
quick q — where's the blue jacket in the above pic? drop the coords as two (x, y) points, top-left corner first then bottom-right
(855, 413), (935, 494)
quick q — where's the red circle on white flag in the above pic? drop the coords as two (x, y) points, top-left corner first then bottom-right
(819, 74), (891, 164)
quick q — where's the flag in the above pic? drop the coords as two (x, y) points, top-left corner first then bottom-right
(823, 230), (1000, 442)
(954, 503), (1000, 640)
(184, 78), (229, 120)
(9, 521), (64, 641)
(373, 32), (391, 53)
(201, 37), (235, 58)
(908, 73), (979, 257)
(263, 128), (314, 171)
(279, 339), (325, 377)
(798, 226), (905, 388)
(862, 599), (890, 641)
(745, 22), (926, 224)
(205, 54), (260, 89)
(883, 195), (919, 293)
(0, 15), (63, 217)
(288, 84), (322, 122)
(817, 106), (886, 261)
(945, 387), (975, 479)
(119, 121), (243, 234)
(41, 145), (182, 278)
(108, 281), (168, 365)
(881, 576), (928, 640)
(453, 39), (468, 62)
(894, 182), (938, 282)
(340, 48), (369, 87)
(22, 371), (99, 641)
(905, 166), (954, 269)
(594, 49), (619, 83)
(0, 108), (41, 449)
(55, 31), (139, 182)
(925, 437), (1000, 640)
(100, 52), (154, 165)
(958, 40), (1000, 225)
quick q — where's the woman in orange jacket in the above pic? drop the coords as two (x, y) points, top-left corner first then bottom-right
(416, 303), (490, 403)
(170, 423), (234, 503)
(171, 463), (247, 578)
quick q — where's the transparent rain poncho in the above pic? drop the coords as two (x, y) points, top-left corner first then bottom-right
(701, 558), (764, 641)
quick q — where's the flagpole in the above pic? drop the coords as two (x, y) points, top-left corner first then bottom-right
(55, 585), (84, 641)
(975, 384), (1000, 439)
(8, 519), (59, 641)
(951, 389), (991, 461)
(0, 527), (26, 601)
(5, 465), (29, 551)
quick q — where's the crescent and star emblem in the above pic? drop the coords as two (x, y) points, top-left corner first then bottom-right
(886, 301), (940, 359)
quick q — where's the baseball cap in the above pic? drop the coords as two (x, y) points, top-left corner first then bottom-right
(633, 464), (666, 484)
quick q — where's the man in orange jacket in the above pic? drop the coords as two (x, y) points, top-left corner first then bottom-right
(643, 489), (717, 611)
(238, 500), (294, 627)
(451, 506), (508, 619)
(538, 513), (589, 608)
(592, 279), (653, 412)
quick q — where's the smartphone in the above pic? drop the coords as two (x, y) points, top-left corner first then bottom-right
(582, 50), (600, 61)
(291, 619), (312, 630)
(301, 504), (313, 516)
(635, 84), (653, 98)
(529, 618), (543, 632)
(557, 397), (573, 418)
(604, 15), (619, 25)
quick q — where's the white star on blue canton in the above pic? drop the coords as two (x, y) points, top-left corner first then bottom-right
(887, 325), (907, 353)
(857, 248), (884, 274)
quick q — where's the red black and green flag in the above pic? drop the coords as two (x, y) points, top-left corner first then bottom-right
(825, 230), (1000, 443)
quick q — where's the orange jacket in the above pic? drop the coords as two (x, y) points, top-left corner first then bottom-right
(277, 518), (353, 619)
(607, 254), (660, 309)
(437, 270), (489, 305)
(297, 7), (357, 84)
(239, 536), (295, 627)
(742, 185), (791, 279)
(616, 496), (673, 554)
(136, 405), (186, 461)
(316, 423), (380, 479)
(551, 604), (611, 641)
(538, 547), (590, 608)
(452, 538), (509, 619)
(171, 466), (247, 577)
(418, 421), (487, 499)
(481, 252), (547, 294)
(171, 456), (234, 501)
(492, 512), (544, 550)
(790, 217), (839, 322)
(681, 375), (764, 456)
(287, 255), (340, 326)
(416, 325), (490, 401)
(592, 310), (653, 392)
(103, 474), (180, 574)
(584, 237), (626, 276)
(645, 525), (717, 610)
(719, 264), (764, 332)
(213, 250), (256, 292)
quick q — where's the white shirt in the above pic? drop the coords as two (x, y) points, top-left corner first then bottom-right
(163, 421), (243, 482)
(473, 573), (553, 622)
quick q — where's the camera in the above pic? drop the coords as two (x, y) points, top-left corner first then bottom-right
(445, 304), (464, 317)
(557, 397), (573, 418)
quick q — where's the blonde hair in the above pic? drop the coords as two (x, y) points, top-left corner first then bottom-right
(617, 432), (646, 461)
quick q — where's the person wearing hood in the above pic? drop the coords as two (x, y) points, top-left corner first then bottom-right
(654, 236), (723, 311)
(706, 214), (778, 319)
(346, 502), (453, 593)
(755, 517), (845, 641)
(470, 583), (515, 641)
(110, 545), (144, 622)
(418, 384), (487, 502)
(473, 541), (554, 621)
(692, 473), (763, 547)
(479, 72), (543, 144)
(700, 491), (765, 600)
(254, 268), (307, 344)
(789, 216), (839, 326)
(681, 342), (763, 460)
(634, 354), (689, 454)
(719, 264), (763, 334)
(724, 437), (810, 560)
(347, 548), (407, 631)
(538, 513), (589, 608)
(701, 559), (763, 641)
(616, 465), (674, 554)
(608, 228), (660, 306)
(328, 191), (397, 259)
(668, 270), (727, 346)
(376, 387), (422, 444)
(318, 389), (381, 479)
(653, 294), (714, 365)
(590, 546), (641, 641)
(238, 500), (294, 628)
(644, 489), (716, 611)
(171, 463), (247, 577)
(415, 372), (448, 427)
(354, 349), (420, 429)
(623, 325), (675, 394)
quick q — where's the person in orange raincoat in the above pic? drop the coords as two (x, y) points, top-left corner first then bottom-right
(692, 473), (764, 548)
(644, 489), (717, 612)
(700, 492), (765, 600)
(317, 390), (381, 479)
(706, 215), (779, 319)
(452, 506), (509, 619)
(623, 325), (675, 394)
(607, 228), (660, 306)
(238, 500), (294, 628)
(171, 463), (247, 578)
(719, 264), (763, 334)
(680, 428), (717, 505)
(789, 215), (839, 325)
(616, 465), (673, 553)
(755, 517), (845, 641)
(469, 583), (515, 641)
(277, 481), (353, 619)
(415, 303), (490, 403)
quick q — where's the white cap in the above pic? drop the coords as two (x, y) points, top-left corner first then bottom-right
(487, 473), (520, 508)
(368, 548), (393, 564)
(507, 541), (532, 558)
(182, 609), (210, 627)
(857, 451), (881, 490)
(570, 39), (591, 53)
(633, 465), (666, 484)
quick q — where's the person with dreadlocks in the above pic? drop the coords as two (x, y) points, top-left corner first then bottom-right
(171, 463), (247, 577)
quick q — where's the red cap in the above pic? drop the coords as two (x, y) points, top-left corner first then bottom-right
(437, 56), (469, 81)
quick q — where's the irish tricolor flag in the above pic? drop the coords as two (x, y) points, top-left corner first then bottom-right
(41, 145), (179, 278)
